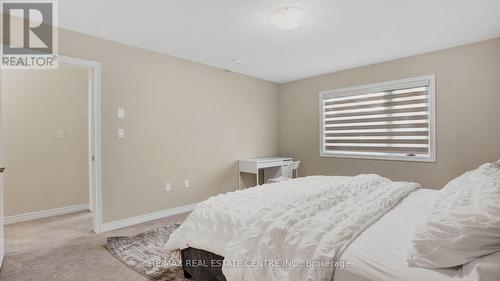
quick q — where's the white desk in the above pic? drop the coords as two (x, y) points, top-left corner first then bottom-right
(238, 157), (293, 189)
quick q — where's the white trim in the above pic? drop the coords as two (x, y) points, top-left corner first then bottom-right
(319, 75), (436, 162)
(101, 203), (197, 233)
(5, 204), (89, 225)
(428, 75), (437, 163)
(87, 67), (93, 213)
(59, 55), (103, 233)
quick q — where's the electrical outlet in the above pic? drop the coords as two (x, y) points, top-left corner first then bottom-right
(165, 182), (172, 192)
(184, 179), (190, 188)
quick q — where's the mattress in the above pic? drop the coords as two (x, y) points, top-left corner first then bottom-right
(334, 189), (463, 281)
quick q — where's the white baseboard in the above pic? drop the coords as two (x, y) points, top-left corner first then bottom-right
(101, 203), (197, 233)
(5, 204), (90, 225)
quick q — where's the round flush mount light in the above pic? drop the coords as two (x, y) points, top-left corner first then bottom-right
(269, 7), (304, 30)
(232, 58), (242, 64)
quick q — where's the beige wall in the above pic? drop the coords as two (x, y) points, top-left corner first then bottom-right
(1, 65), (89, 216)
(0, 18), (279, 222)
(279, 38), (500, 188)
(55, 30), (279, 222)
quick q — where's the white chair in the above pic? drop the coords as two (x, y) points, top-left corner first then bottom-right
(267, 161), (300, 183)
(288, 161), (300, 178)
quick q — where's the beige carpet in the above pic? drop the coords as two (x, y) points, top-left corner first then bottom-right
(0, 211), (189, 281)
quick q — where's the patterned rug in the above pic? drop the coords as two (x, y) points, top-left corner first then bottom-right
(106, 223), (190, 281)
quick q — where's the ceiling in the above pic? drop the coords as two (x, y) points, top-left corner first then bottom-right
(59, 0), (500, 83)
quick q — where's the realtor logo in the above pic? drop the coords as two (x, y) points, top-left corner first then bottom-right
(1, 0), (58, 69)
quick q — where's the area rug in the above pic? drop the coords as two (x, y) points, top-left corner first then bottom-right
(106, 223), (190, 281)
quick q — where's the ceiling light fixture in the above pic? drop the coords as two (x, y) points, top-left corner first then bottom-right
(269, 7), (304, 30)
(232, 58), (242, 64)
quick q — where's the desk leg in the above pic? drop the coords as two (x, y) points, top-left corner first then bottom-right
(256, 171), (259, 186)
(238, 173), (241, 190)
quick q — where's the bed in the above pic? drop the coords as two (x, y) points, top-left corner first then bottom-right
(165, 175), (490, 281)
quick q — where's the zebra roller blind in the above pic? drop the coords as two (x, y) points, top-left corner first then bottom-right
(320, 75), (435, 162)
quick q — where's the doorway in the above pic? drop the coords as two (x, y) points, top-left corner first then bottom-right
(0, 55), (102, 234)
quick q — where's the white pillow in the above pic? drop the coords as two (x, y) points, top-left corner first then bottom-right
(407, 162), (500, 268)
(460, 251), (500, 281)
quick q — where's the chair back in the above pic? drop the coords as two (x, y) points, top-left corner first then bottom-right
(288, 161), (300, 171)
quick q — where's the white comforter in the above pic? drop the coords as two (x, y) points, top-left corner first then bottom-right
(165, 175), (420, 281)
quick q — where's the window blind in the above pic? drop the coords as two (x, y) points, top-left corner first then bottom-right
(320, 76), (435, 162)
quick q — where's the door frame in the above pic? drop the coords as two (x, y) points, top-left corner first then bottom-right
(59, 55), (103, 233)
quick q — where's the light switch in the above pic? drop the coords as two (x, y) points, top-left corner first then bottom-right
(56, 130), (66, 139)
(165, 182), (172, 192)
(117, 108), (125, 119)
(117, 128), (125, 138)
(184, 179), (190, 188)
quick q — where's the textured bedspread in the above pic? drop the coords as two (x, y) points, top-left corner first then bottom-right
(165, 175), (420, 281)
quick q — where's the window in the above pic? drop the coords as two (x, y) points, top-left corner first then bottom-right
(319, 75), (435, 162)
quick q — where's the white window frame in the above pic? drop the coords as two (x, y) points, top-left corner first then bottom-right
(319, 75), (436, 162)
